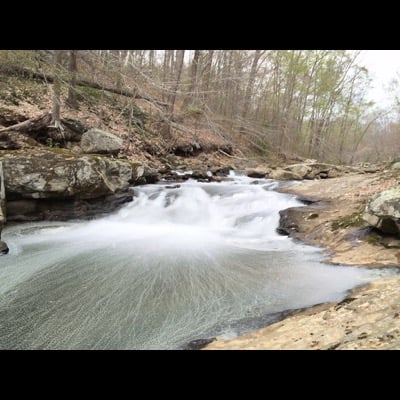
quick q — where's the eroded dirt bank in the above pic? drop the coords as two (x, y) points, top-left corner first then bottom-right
(205, 171), (400, 350)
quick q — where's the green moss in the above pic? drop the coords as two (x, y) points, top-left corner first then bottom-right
(77, 86), (102, 101)
(331, 212), (365, 231)
(185, 106), (204, 116)
(44, 147), (78, 156)
(366, 232), (383, 245)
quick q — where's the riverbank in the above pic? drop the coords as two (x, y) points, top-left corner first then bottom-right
(205, 170), (400, 350)
(204, 277), (400, 349)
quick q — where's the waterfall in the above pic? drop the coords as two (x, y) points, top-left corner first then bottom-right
(0, 174), (393, 349)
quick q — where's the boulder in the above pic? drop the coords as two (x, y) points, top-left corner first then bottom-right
(277, 205), (321, 236)
(0, 240), (8, 255)
(142, 166), (159, 184)
(172, 141), (202, 156)
(283, 163), (347, 180)
(269, 168), (302, 181)
(211, 167), (231, 177)
(131, 164), (159, 185)
(277, 207), (306, 235)
(363, 185), (400, 234)
(0, 149), (132, 200)
(0, 201), (4, 232)
(191, 170), (209, 180)
(283, 164), (312, 179)
(245, 167), (271, 178)
(80, 128), (123, 155)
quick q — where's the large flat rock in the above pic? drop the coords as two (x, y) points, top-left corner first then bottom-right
(205, 278), (400, 350)
(0, 149), (132, 200)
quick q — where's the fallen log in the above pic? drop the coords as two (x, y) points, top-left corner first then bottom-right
(0, 113), (85, 144)
(0, 113), (52, 134)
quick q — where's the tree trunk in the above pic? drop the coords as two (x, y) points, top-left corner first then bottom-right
(241, 50), (264, 128)
(51, 50), (63, 131)
(201, 50), (214, 101)
(349, 111), (389, 164)
(162, 50), (174, 101)
(66, 50), (79, 109)
(148, 50), (155, 70)
(168, 50), (185, 117)
(183, 50), (200, 108)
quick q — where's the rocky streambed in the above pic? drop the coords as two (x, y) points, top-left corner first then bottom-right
(2, 140), (400, 349)
(205, 170), (400, 350)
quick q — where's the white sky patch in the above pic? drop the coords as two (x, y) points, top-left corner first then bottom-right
(358, 50), (400, 108)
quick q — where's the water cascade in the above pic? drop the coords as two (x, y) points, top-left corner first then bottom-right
(0, 173), (391, 349)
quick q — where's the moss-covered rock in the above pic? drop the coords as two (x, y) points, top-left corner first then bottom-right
(363, 185), (400, 234)
(0, 149), (132, 200)
(331, 212), (365, 231)
(0, 149), (143, 222)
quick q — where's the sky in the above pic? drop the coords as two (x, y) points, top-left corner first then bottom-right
(358, 50), (400, 107)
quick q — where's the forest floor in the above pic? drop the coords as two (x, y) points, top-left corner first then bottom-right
(205, 170), (400, 350)
(0, 74), (276, 171)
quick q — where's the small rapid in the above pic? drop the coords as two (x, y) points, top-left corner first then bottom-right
(0, 173), (393, 349)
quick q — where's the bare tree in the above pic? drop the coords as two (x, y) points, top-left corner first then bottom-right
(183, 50), (200, 108)
(167, 50), (185, 118)
(50, 50), (64, 131)
(66, 50), (79, 109)
(201, 50), (214, 101)
(241, 50), (265, 126)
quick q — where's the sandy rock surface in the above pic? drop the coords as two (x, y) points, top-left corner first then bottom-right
(205, 171), (400, 350)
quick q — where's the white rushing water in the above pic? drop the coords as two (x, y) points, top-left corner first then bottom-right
(0, 173), (394, 349)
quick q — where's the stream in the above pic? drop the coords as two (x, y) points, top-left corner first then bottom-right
(0, 172), (393, 349)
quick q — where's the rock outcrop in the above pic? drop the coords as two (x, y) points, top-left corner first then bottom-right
(262, 162), (369, 182)
(245, 166), (271, 178)
(363, 185), (400, 234)
(6, 193), (133, 221)
(132, 164), (159, 185)
(204, 278), (400, 350)
(0, 239), (8, 254)
(283, 162), (349, 180)
(1, 150), (132, 200)
(277, 206), (321, 236)
(202, 171), (400, 350)
(268, 168), (302, 181)
(80, 128), (124, 155)
(0, 149), (141, 221)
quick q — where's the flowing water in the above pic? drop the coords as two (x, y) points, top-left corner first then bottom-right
(0, 173), (393, 349)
